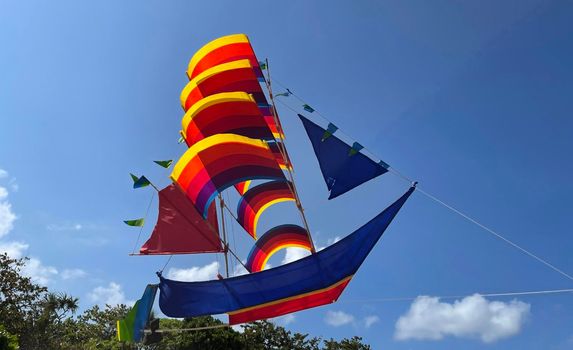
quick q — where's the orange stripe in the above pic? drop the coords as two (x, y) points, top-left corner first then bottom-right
(228, 276), (353, 324)
(228, 275), (353, 315)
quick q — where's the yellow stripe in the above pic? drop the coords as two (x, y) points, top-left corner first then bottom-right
(239, 180), (252, 194)
(228, 275), (354, 315)
(259, 243), (312, 271)
(181, 92), (256, 135)
(251, 198), (296, 239)
(188, 34), (250, 77)
(180, 59), (253, 109)
(171, 134), (271, 180)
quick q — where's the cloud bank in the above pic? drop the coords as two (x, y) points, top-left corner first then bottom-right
(395, 294), (530, 343)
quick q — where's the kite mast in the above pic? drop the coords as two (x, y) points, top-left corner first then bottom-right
(264, 58), (316, 253)
(218, 194), (230, 278)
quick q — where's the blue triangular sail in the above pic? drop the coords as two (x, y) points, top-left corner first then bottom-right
(298, 114), (389, 199)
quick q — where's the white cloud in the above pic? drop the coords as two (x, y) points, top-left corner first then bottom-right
(0, 241), (29, 258)
(364, 315), (380, 328)
(61, 268), (87, 280)
(232, 262), (249, 277)
(272, 314), (296, 326)
(46, 223), (84, 231)
(325, 310), (355, 327)
(282, 247), (311, 264)
(394, 294), (530, 343)
(22, 257), (58, 285)
(0, 169), (8, 178)
(88, 282), (132, 306)
(0, 186), (17, 238)
(0, 187), (7, 200)
(167, 261), (219, 282)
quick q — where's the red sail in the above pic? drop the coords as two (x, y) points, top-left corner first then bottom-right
(140, 184), (223, 255)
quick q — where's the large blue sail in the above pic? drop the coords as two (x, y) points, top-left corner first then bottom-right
(158, 185), (415, 324)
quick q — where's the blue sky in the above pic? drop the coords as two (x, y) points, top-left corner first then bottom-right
(1, 0), (572, 348)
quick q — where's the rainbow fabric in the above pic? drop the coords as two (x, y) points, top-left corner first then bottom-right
(237, 180), (295, 239)
(178, 34), (288, 205)
(182, 92), (277, 146)
(170, 134), (286, 218)
(186, 34), (263, 80)
(181, 35), (282, 141)
(246, 224), (312, 272)
(234, 180), (251, 195)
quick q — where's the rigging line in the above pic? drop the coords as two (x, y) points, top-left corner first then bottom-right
(264, 59), (316, 253)
(160, 254), (173, 274)
(342, 288), (573, 303)
(226, 191), (239, 272)
(274, 88), (573, 284)
(131, 191), (156, 254)
(415, 186), (573, 283)
(145, 324), (231, 333)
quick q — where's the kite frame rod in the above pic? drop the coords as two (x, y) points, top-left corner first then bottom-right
(218, 194), (230, 278)
(263, 58), (316, 253)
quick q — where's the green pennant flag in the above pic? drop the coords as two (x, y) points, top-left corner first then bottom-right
(303, 104), (315, 113)
(130, 173), (139, 183)
(153, 160), (173, 169)
(124, 218), (145, 227)
(275, 91), (291, 98)
(259, 61), (267, 70)
(133, 176), (151, 189)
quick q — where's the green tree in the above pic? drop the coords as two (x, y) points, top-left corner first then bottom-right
(242, 320), (320, 350)
(0, 325), (18, 350)
(0, 253), (46, 339)
(323, 336), (371, 350)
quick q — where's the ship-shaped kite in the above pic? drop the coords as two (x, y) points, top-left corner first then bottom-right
(118, 34), (415, 342)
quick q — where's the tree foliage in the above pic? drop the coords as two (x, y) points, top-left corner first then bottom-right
(0, 253), (372, 349)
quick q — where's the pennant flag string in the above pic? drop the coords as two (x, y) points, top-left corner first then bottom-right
(272, 77), (573, 284)
(131, 191), (156, 254)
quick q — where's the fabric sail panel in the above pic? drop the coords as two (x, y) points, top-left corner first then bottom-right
(181, 59), (264, 112)
(117, 285), (158, 342)
(171, 134), (286, 218)
(246, 224), (312, 272)
(299, 114), (389, 199)
(186, 34), (264, 81)
(140, 184), (222, 255)
(236, 180), (295, 239)
(182, 92), (277, 146)
(182, 35), (284, 144)
(180, 59), (283, 141)
(158, 186), (415, 324)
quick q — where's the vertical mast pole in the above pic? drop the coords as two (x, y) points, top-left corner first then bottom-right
(218, 194), (230, 277)
(264, 58), (317, 253)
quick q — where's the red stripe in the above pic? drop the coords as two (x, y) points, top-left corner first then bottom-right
(228, 278), (351, 325)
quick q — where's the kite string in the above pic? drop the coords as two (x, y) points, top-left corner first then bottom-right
(272, 79), (573, 284)
(131, 191), (155, 254)
(342, 288), (573, 303)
